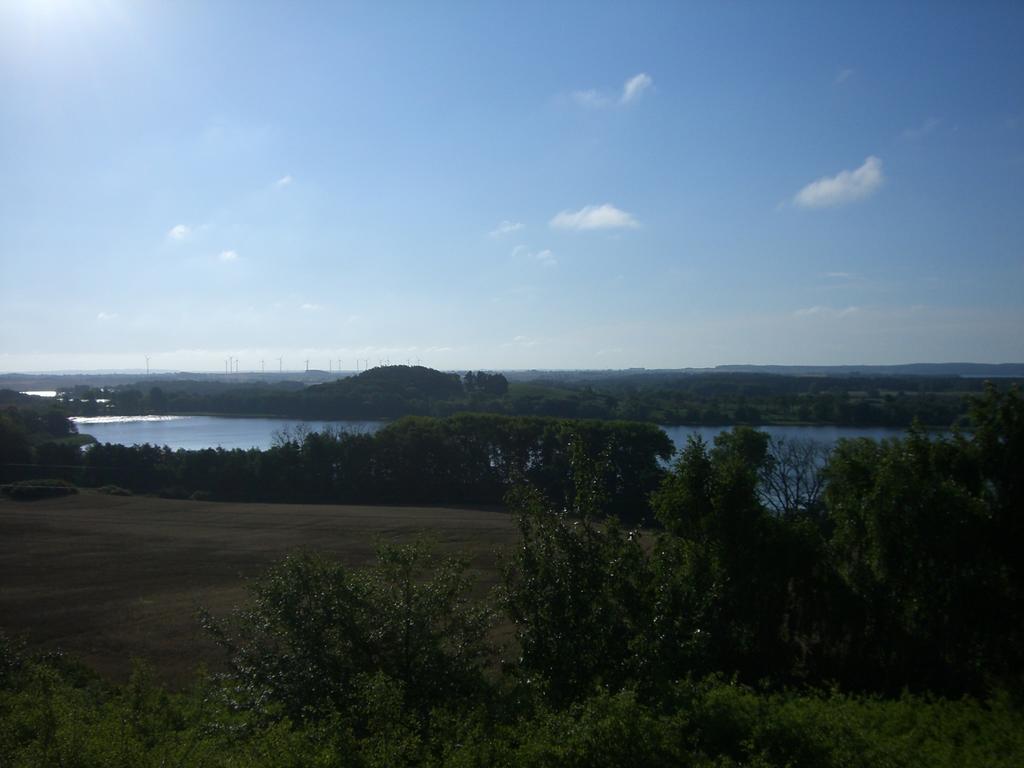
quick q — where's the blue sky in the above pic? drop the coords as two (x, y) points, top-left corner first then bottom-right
(1, 1), (1022, 372)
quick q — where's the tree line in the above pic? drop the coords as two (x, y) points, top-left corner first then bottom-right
(6, 413), (673, 523)
(48, 364), (1016, 426)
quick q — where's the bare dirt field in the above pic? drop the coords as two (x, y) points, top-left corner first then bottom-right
(0, 491), (518, 685)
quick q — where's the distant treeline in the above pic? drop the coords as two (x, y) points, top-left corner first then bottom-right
(3, 413), (673, 523)
(0, 393), (87, 478)
(54, 364), (1021, 427)
(542, 370), (1008, 426)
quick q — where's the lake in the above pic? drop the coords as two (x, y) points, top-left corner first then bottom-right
(71, 415), (916, 453)
(659, 424), (919, 450)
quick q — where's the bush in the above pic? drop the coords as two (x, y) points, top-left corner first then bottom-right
(201, 542), (494, 724)
(0, 479), (78, 501)
(96, 484), (133, 496)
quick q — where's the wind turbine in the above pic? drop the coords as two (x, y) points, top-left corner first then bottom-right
(145, 356), (150, 376)
(277, 357), (283, 373)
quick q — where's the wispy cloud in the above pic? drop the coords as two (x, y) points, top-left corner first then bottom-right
(550, 203), (640, 230)
(621, 73), (652, 103)
(167, 224), (191, 241)
(96, 312), (118, 321)
(833, 68), (855, 86)
(512, 245), (558, 266)
(218, 250), (239, 261)
(490, 220), (524, 237)
(275, 174), (293, 186)
(794, 305), (861, 318)
(534, 249), (557, 267)
(572, 72), (653, 108)
(901, 117), (941, 141)
(505, 335), (540, 348)
(572, 89), (612, 108)
(823, 271), (856, 280)
(793, 156), (884, 209)
(300, 302), (322, 312)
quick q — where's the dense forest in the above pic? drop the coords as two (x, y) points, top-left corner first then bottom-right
(43, 364), (1024, 427)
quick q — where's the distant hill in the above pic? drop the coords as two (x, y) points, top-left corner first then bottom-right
(710, 363), (1024, 377)
(307, 365), (464, 401)
(503, 363), (1024, 383)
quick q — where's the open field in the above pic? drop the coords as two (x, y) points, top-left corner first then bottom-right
(0, 491), (517, 685)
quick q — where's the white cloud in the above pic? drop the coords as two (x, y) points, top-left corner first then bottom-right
(534, 249), (557, 267)
(276, 174), (293, 186)
(794, 305), (860, 318)
(218, 250), (239, 261)
(96, 312), (118, 321)
(823, 271), (856, 280)
(490, 220), (524, 237)
(572, 73), (652, 108)
(300, 303), (322, 312)
(833, 68), (855, 86)
(793, 156), (884, 209)
(621, 73), (652, 103)
(901, 117), (941, 141)
(506, 335), (540, 348)
(167, 224), (191, 241)
(794, 306), (826, 317)
(512, 245), (558, 266)
(571, 89), (612, 108)
(550, 203), (640, 230)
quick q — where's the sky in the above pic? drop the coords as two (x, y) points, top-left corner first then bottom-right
(1, 0), (1023, 372)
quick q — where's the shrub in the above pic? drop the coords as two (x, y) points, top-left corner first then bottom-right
(0, 479), (78, 501)
(201, 542), (494, 725)
(96, 484), (133, 496)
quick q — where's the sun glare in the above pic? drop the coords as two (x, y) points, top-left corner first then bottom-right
(14, 0), (120, 29)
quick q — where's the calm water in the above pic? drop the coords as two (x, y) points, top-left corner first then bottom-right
(660, 424), (916, 450)
(71, 415), (915, 453)
(71, 415), (387, 451)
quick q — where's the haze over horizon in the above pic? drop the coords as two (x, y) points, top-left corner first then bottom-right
(2, 1), (1023, 373)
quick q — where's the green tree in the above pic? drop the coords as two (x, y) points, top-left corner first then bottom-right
(0, 411), (33, 484)
(202, 542), (493, 724)
(823, 385), (1024, 693)
(651, 428), (827, 684)
(502, 484), (650, 704)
